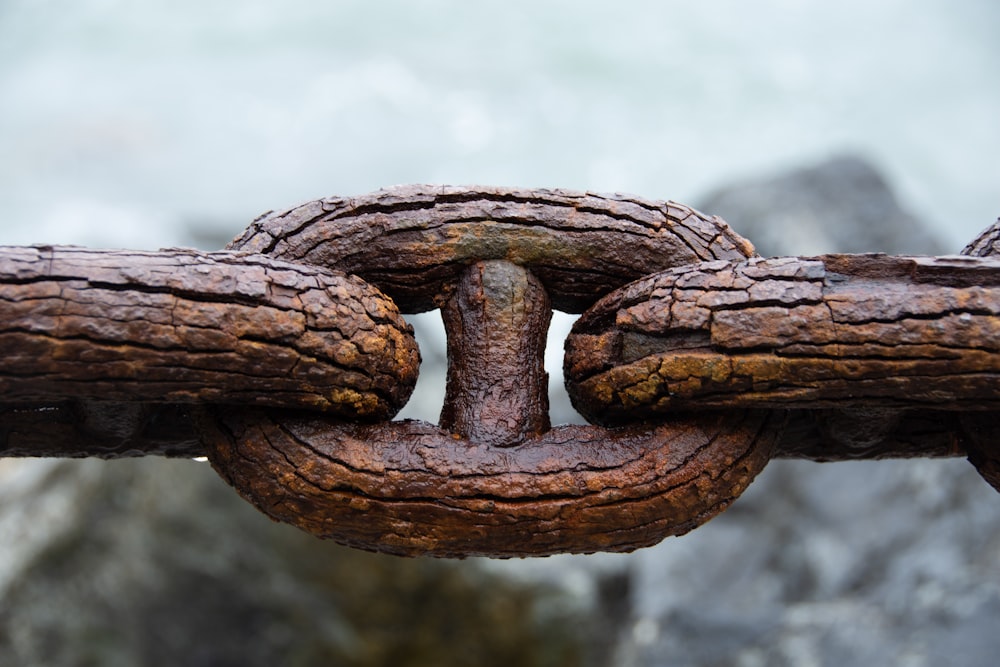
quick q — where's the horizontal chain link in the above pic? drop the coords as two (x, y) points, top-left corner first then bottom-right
(566, 253), (1000, 416)
(206, 408), (781, 558)
(0, 185), (996, 557)
(0, 246), (418, 418)
(230, 184), (755, 313)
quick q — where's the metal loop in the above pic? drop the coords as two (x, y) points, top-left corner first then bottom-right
(207, 201), (774, 556)
(961, 217), (1000, 488)
(203, 408), (782, 557)
(2, 188), (997, 558)
(566, 253), (1000, 421)
(228, 184), (756, 313)
(0, 246), (419, 420)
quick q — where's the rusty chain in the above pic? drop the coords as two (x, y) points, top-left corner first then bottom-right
(1, 184), (997, 558)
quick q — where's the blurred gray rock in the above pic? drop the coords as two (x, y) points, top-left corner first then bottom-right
(699, 154), (947, 256)
(613, 458), (1000, 667)
(0, 457), (595, 667)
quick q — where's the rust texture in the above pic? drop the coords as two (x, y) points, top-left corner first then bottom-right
(228, 184), (756, 313)
(0, 246), (418, 456)
(963, 217), (1000, 258)
(958, 217), (1000, 486)
(205, 251), (779, 556)
(565, 253), (1000, 461)
(0, 187), (996, 558)
(566, 254), (1000, 415)
(438, 260), (551, 446)
(204, 409), (780, 558)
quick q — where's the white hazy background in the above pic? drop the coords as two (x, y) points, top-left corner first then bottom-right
(1, 0), (997, 251)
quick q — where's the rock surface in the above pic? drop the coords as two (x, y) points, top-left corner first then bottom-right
(0, 457), (594, 667)
(698, 154), (946, 257)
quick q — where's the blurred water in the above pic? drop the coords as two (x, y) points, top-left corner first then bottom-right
(1, 0), (997, 252)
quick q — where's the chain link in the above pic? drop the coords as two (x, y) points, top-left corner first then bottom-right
(0, 246), (418, 417)
(1, 186), (997, 557)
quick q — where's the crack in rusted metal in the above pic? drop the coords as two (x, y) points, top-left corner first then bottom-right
(1, 186), (997, 558)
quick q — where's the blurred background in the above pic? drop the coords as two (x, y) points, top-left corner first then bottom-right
(1, 1), (999, 665)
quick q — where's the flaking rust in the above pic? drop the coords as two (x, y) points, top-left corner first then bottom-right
(0, 187), (997, 557)
(202, 255), (779, 557)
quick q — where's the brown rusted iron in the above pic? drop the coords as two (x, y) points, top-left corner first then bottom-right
(0, 186), (997, 558)
(202, 188), (780, 556)
(229, 184), (756, 313)
(563, 253), (1000, 465)
(565, 254), (1000, 415)
(437, 260), (553, 446)
(203, 254), (778, 557)
(204, 409), (780, 558)
(964, 217), (1000, 258)
(0, 246), (419, 418)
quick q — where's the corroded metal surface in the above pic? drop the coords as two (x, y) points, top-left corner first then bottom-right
(205, 408), (780, 557)
(0, 187), (997, 557)
(565, 254), (1000, 415)
(0, 246), (418, 417)
(229, 184), (756, 313)
(205, 254), (778, 556)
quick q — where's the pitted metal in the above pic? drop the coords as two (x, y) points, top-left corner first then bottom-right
(1, 187), (997, 557)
